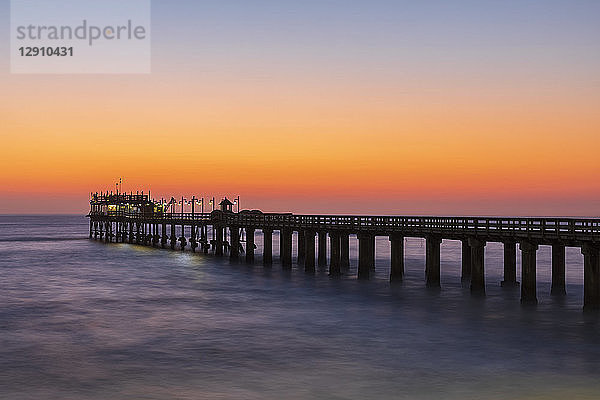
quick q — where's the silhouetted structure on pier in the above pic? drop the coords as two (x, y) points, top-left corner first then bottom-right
(88, 192), (600, 310)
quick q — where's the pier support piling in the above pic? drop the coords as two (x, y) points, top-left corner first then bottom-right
(469, 238), (486, 295)
(263, 229), (273, 265)
(143, 223), (148, 245)
(390, 234), (404, 282)
(215, 226), (224, 256)
(582, 243), (600, 311)
(551, 244), (567, 296)
(105, 222), (111, 243)
(318, 231), (328, 267)
(340, 232), (350, 269)
(304, 230), (316, 273)
(179, 225), (187, 251)
(501, 241), (519, 287)
(230, 226), (240, 260)
(329, 232), (341, 276)
(461, 240), (471, 282)
(520, 241), (539, 304)
(281, 228), (293, 269)
(426, 236), (442, 288)
(246, 228), (255, 263)
(297, 230), (306, 264)
(190, 224), (197, 253)
(358, 233), (375, 280)
(170, 224), (176, 250)
(161, 223), (167, 248)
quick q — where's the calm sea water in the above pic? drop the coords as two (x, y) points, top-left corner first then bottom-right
(1, 215), (599, 399)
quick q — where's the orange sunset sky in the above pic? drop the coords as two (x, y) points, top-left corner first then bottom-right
(1, 1), (599, 215)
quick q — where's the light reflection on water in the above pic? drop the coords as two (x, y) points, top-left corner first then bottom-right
(1, 216), (599, 399)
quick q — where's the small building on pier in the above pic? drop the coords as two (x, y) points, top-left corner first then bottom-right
(219, 198), (234, 213)
(90, 192), (164, 217)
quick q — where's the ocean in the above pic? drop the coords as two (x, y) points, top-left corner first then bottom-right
(1, 215), (599, 399)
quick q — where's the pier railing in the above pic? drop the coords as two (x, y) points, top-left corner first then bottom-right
(224, 214), (600, 242)
(88, 211), (600, 243)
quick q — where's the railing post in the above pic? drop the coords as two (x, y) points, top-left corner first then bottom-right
(542, 220), (546, 239)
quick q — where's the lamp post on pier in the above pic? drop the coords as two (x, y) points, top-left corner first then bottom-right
(192, 197), (204, 214)
(180, 196), (188, 219)
(191, 196), (197, 220)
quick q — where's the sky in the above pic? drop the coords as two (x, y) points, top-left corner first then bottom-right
(1, 0), (599, 215)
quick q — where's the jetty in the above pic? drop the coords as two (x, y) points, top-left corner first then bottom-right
(87, 192), (600, 310)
